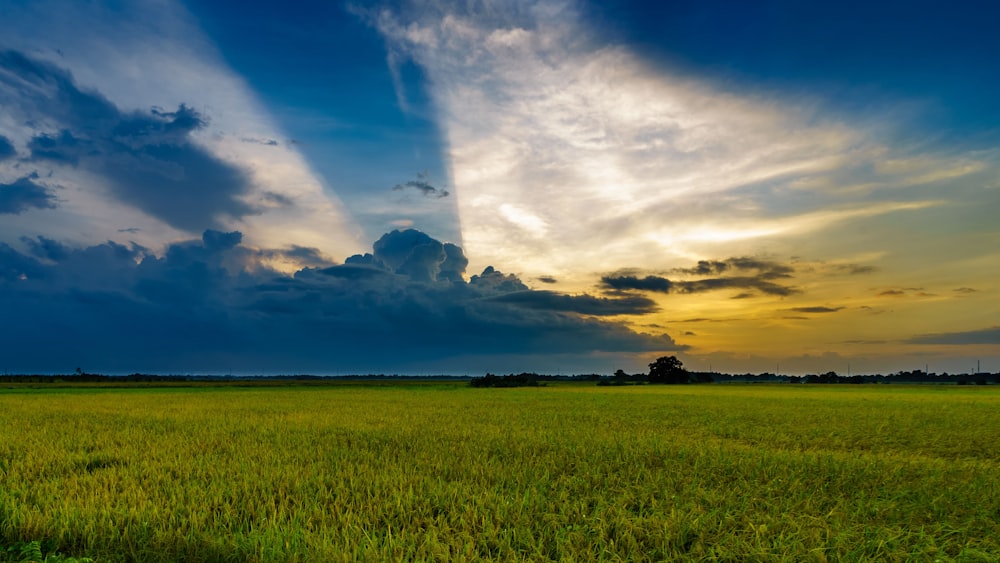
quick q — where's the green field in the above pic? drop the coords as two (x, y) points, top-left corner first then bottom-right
(1, 383), (998, 562)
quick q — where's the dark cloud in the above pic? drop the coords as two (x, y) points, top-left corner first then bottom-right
(0, 135), (15, 160)
(488, 290), (658, 316)
(954, 287), (977, 294)
(674, 257), (793, 279)
(117, 227), (141, 234)
(786, 306), (844, 314)
(601, 274), (796, 296)
(392, 175), (450, 198)
(878, 287), (936, 298)
(836, 264), (877, 275)
(0, 49), (253, 231)
(260, 191), (294, 208)
(240, 137), (279, 146)
(602, 274), (673, 293)
(0, 228), (680, 373)
(603, 256), (798, 297)
(906, 327), (1000, 346)
(19, 235), (69, 261)
(0, 174), (57, 214)
(677, 277), (796, 296)
(536, 276), (557, 284)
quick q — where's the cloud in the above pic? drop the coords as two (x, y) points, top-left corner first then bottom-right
(836, 264), (877, 275)
(0, 175), (58, 215)
(240, 137), (279, 146)
(602, 273), (797, 297)
(19, 235), (69, 261)
(601, 256), (798, 297)
(0, 8), (363, 259)
(674, 257), (793, 278)
(260, 191), (294, 208)
(0, 135), (15, 160)
(785, 306), (844, 314)
(375, 1), (974, 282)
(488, 290), (658, 316)
(876, 287), (937, 299)
(602, 274), (673, 293)
(906, 327), (1000, 346)
(0, 228), (681, 373)
(0, 50), (255, 231)
(392, 177), (450, 198)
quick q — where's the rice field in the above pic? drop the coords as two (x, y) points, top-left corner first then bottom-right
(1, 383), (998, 561)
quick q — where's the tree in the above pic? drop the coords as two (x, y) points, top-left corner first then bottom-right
(648, 355), (690, 384)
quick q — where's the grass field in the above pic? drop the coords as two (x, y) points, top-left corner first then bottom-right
(1, 383), (998, 561)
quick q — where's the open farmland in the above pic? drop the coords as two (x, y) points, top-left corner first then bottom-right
(1, 383), (998, 562)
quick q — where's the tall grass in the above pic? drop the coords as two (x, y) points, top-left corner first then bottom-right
(1, 384), (998, 561)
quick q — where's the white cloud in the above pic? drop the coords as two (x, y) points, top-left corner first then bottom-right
(0, 0), (363, 266)
(377, 0), (986, 285)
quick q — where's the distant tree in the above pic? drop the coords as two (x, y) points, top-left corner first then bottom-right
(648, 355), (691, 384)
(612, 369), (630, 385)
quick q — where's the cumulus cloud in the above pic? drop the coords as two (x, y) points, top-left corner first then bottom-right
(0, 228), (681, 373)
(0, 175), (57, 215)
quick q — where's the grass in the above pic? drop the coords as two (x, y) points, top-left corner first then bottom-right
(1, 383), (998, 561)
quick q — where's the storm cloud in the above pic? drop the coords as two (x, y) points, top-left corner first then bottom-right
(0, 229), (681, 373)
(0, 49), (253, 231)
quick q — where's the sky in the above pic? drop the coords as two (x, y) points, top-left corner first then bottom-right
(1, 0), (998, 376)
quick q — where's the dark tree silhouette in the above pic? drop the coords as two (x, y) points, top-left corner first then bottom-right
(648, 355), (691, 384)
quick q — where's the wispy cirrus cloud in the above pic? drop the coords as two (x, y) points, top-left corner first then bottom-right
(375, 0), (983, 284)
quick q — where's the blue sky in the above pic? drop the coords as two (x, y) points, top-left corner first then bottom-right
(1, 0), (998, 375)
